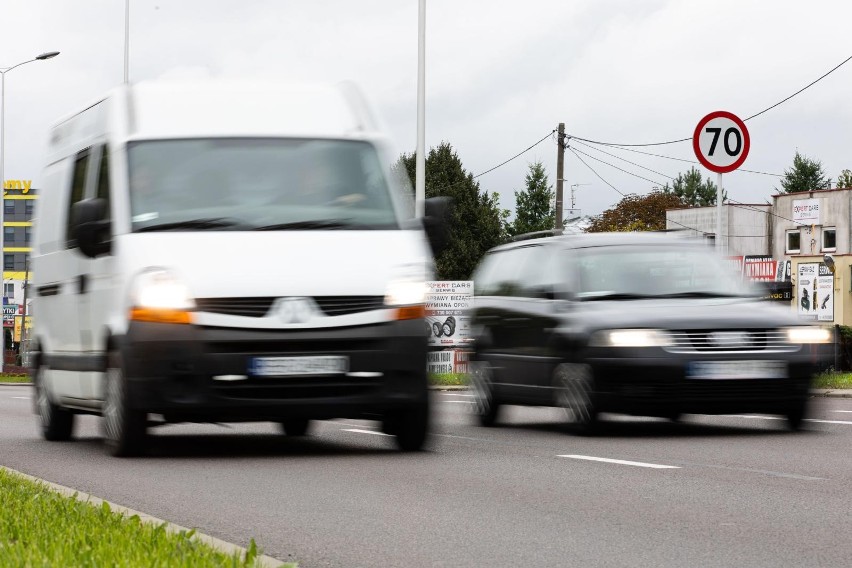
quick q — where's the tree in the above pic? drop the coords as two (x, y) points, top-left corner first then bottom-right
(837, 169), (852, 188)
(507, 161), (556, 237)
(778, 152), (830, 193)
(585, 191), (686, 233)
(662, 166), (722, 206)
(397, 142), (506, 279)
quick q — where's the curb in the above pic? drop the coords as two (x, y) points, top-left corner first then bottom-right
(0, 466), (287, 567)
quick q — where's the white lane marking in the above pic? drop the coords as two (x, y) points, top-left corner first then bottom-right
(441, 393), (475, 397)
(834, 410), (852, 413)
(341, 428), (390, 437)
(445, 400), (474, 404)
(727, 414), (852, 426)
(559, 454), (680, 469)
(11, 396), (30, 400)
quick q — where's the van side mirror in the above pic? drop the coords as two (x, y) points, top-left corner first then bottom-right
(423, 197), (451, 257)
(72, 198), (111, 258)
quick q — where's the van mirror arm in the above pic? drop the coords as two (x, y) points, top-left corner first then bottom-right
(71, 198), (112, 258)
(423, 197), (452, 257)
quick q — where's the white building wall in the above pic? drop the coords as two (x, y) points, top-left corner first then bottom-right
(666, 204), (770, 257)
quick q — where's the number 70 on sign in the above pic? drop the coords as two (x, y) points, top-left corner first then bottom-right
(693, 111), (750, 174)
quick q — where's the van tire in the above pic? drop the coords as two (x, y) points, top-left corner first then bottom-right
(102, 351), (148, 457)
(469, 360), (500, 427)
(34, 362), (75, 441)
(386, 402), (429, 451)
(279, 418), (311, 437)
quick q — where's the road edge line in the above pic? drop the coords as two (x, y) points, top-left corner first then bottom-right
(0, 465), (287, 567)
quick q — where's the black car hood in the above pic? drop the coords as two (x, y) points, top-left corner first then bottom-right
(572, 297), (802, 332)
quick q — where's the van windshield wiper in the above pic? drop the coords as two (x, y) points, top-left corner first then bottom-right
(135, 218), (250, 232)
(649, 291), (747, 299)
(253, 219), (356, 230)
(579, 293), (658, 301)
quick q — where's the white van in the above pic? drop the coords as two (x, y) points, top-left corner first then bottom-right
(31, 80), (448, 456)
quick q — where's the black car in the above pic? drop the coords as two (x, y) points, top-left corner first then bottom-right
(468, 231), (830, 432)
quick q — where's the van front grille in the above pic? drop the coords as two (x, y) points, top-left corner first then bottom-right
(195, 296), (385, 318)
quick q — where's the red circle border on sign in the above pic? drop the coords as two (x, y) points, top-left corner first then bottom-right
(692, 110), (750, 174)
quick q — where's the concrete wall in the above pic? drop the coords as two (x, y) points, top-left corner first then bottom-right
(666, 204), (770, 257)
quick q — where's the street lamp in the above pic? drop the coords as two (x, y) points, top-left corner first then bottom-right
(0, 51), (60, 371)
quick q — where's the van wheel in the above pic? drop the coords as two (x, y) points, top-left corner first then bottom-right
(553, 362), (598, 434)
(102, 351), (147, 457)
(385, 401), (429, 451)
(469, 360), (500, 427)
(33, 362), (75, 441)
(279, 418), (311, 437)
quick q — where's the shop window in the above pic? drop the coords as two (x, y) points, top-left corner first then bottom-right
(822, 227), (836, 251)
(3, 200), (14, 216)
(786, 230), (801, 254)
(3, 227), (14, 243)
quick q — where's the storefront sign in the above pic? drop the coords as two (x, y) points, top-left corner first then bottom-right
(792, 198), (821, 224)
(3, 304), (19, 328)
(742, 255), (776, 281)
(426, 281), (473, 348)
(3, 180), (33, 194)
(13, 315), (32, 342)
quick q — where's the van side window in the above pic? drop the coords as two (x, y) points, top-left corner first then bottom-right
(95, 146), (111, 220)
(65, 149), (90, 248)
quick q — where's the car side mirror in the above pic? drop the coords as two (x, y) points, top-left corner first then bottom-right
(71, 198), (111, 258)
(423, 197), (452, 257)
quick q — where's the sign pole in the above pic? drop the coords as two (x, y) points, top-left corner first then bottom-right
(716, 172), (723, 253)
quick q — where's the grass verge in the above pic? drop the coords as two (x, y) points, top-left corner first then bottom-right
(0, 468), (286, 567)
(813, 372), (852, 389)
(0, 373), (29, 384)
(429, 372), (468, 387)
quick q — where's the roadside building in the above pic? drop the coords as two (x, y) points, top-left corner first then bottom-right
(2, 180), (36, 341)
(666, 203), (771, 256)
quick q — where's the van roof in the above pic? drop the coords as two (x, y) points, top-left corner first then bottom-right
(125, 79), (380, 140)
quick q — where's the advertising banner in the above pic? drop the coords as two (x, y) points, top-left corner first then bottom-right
(13, 315), (32, 342)
(742, 255), (776, 281)
(792, 198), (821, 224)
(426, 281), (473, 348)
(797, 263), (833, 321)
(3, 304), (18, 328)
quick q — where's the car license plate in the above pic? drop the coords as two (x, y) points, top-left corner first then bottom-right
(249, 356), (349, 377)
(687, 360), (787, 380)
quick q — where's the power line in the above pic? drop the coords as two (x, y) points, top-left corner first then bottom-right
(569, 140), (676, 181)
(473, 131), (555, 179)
(567, 53), (852, 147)
(569, 145), (670, 186)
(568, 147), (626, 197)
(572, 139), (783, 177)
(426, 130), (555, 195)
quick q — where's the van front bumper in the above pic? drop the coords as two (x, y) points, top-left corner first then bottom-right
(120, 319), (428, 422)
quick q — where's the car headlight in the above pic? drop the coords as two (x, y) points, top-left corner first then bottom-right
(129, 269), (195, 324)
(784, 326), (832, 344)
(589, 329), (673, 348)
(385, 278), (426, 321)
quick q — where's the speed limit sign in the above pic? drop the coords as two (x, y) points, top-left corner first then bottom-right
(693, 111), (750, 174)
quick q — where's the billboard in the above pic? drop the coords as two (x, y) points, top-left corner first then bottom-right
(426, 281), (473, 348)
(792, 198), (821, 224)
(797, 263), (833, 321)
(3, 304), (19, 328)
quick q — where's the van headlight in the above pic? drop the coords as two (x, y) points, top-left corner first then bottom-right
(385, 279), (426, 321)
(129, 269), (195, 324)
(784, 326), (831, 344)
(589, 329), (673, 348)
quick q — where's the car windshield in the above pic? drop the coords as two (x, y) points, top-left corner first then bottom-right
(127, 138), (402, 231)
(574, 244), (758, 300)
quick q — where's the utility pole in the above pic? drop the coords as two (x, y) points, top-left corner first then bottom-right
(554, 122), (565, 230)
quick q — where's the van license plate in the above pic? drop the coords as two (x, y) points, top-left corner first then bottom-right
(687, 360), (787, 380)
(249, 356), (349, 377)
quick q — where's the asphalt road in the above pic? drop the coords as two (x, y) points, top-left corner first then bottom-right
(2, 384), (852, 567)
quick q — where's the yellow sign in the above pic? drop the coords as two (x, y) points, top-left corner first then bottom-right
(3, 180), (33, 194)
(13, 315), (32, 342)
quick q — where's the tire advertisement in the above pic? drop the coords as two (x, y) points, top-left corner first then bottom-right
(797, 262), (833, 322)
(426, 281), (473, 348)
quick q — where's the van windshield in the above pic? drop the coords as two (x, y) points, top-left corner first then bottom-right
(127, 138), (402, 231)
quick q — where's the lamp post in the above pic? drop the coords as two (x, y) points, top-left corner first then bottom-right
(0, 51), (60, 371)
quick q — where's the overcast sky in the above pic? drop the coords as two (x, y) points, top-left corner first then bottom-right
(3, 0), (851, 218)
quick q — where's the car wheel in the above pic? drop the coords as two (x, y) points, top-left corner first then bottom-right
(432, 322), (443, 338)
(785, 398), (808, 431)
(102, 350), (148, 457)
(469, 360), (501, 427)
(552, 362), (598, 433)
(33, 361), (75, 441)
(385, 401), (429, 451)
(279, 418), (311, 437)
